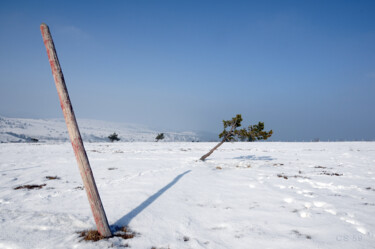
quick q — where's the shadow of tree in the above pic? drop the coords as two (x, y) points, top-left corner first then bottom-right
(113, 170), (191, 227)
(232, 155), (274, 160)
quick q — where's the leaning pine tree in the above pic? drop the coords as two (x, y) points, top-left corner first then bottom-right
(200, 114), (273, 161)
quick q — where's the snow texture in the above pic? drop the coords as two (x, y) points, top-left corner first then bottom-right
(0, 142), (374, 248)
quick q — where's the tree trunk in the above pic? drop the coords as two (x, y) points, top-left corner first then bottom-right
(200, 138), (226, 161)
(200, 122), (237, 161)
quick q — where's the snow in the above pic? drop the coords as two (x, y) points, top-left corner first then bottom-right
(0, 142), (374, 248)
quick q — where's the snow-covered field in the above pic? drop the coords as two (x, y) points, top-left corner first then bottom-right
(0, 142), (374, 249)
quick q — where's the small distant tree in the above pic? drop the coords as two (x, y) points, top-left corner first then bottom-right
(108, 132), (120, 142)
(156, 133), (165, 142)
(200, 114), (273, 161)
(28, 137), (39, 143)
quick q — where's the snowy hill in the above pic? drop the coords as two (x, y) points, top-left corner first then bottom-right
(0, 116), (209, 143)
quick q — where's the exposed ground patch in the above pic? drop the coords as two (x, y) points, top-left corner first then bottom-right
(277, 173), (288, 179)
(14, 184), (46, 190)
(45, 176), (60, 180)
(291, 230), (312, 239)
(89, 150), (101, 153)
(277, 173), (310, 180)
(319, 171), (342, 176)
(78, 226), (137, 242)
(314, 166), (326, 169)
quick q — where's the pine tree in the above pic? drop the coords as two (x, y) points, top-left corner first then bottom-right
(200, 114), (242, 161)
(236, 122), (273, 142)
(156, 133), (165, 142)
(200, 115), (273, 161)
(108, 132), (120, 142)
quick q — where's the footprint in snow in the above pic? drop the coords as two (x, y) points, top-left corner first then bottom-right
(318, 204), (368, 235)
(287, 200), (315, 218)
(339, 216), (368, 235)
(296, 189), (315, 198)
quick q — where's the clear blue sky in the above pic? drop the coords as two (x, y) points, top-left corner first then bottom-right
(1, 0), (374, 141)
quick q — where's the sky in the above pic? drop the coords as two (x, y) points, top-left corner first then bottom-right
(0, 0), (374, 141)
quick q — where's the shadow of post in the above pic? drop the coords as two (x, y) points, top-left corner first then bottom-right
(113, 170), (191, 227)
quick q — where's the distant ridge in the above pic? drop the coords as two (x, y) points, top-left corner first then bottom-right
(0, 116), (213, 143)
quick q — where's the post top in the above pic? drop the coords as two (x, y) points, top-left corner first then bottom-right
(40, 23), (49, 29)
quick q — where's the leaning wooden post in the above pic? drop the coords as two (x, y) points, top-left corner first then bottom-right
(40, 23), (112, 237)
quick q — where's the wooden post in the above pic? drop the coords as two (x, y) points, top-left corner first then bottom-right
(40, 23), (112, 237)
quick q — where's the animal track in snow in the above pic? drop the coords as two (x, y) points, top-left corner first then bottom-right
(339, 216), (368, 234)
(296, 189), (315, 198)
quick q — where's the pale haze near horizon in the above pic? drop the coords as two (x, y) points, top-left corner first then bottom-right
(0, 0), (374, 141)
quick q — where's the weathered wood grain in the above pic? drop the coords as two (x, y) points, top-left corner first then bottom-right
(40, 23), (112, 237)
